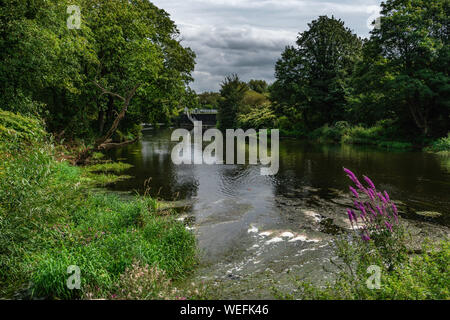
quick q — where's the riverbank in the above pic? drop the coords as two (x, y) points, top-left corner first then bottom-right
(0, 110), (201, 299)
(275, 121), (449, 152)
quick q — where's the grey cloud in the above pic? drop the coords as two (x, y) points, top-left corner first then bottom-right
(152, 0), (382, 92)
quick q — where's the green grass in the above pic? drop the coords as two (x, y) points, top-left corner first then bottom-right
(84, 162), (134, 174)
(284, 240), (450, 300)
(0, 110), (198, 299)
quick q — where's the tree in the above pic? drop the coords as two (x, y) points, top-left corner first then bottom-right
(198, 92), (221, 110)
(0, 0), (196, 141)
(352, 0), (450, 137)
(217, 74), (247, 130)
(271, 16), (363, 128)
(248, 79), (268, 94)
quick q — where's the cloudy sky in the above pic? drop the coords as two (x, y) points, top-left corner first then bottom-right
(152, 0), (383, 92)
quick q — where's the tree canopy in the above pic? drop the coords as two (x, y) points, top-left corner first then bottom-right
(0, 0), (196, 139)
(271, 16), (363, 128)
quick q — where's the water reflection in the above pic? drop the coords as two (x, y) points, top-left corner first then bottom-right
(108, 128), (450, 225)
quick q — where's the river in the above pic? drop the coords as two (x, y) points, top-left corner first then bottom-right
(106, 128), (450, 298)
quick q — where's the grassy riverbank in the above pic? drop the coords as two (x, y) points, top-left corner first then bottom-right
(0, 110), (199, 299)
(277, 121), (450, 152)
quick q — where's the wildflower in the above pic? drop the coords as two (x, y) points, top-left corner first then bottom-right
(343, 167), (358, 183)
(361, 231), (371, 242)
(392, 203), (398, 215)
(347, 208), (354, 222)
(378, 192), (388, 205)
(363, 175), (376, 190)
(385, 221), (393, 232)
(349, 186), (359, 198)
(384, 190), (390, 202)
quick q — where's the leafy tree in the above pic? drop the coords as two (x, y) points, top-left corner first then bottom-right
(198, 92), (221, 110)
(248, 79), (268, 94)
(0, 0), (196, 142)
(217, 74), (247, 130)
(271, 16), (363, 128)
(352, 0), (450, 137)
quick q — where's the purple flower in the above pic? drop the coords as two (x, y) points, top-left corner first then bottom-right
(347, 209), (357, 222)
(392, 203), (398, 215)
(367, 188), (376, 201)
(343, 168), (357, 182)
(363, 175), (376, 190)
(385, 221), (393, 232)
(361, 233), (371, 242)
(378, 192), (388, 205)
(383, 191), (390, 202)
(349, 186), (359, 198)
(376, 205), (384, 216)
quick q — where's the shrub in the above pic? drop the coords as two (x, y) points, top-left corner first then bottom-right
(282, 168), (449, 300)
(425, 133), (450, 153)
(0, 115), (198, 299)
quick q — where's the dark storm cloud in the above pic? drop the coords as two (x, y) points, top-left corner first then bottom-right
(152, 0), (382, 92)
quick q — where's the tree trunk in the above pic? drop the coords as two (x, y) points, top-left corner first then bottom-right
(76, 82), (140, 165)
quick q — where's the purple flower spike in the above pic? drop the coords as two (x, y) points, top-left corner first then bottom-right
(349, 186), (359, 198)
(376, 205), (384, 216)
(343, 168), (357, 182)
(352, 210), (358, 222)
(384, 191), (390, 202)
(392, 203), (398, 215)
(347, 208), (354, 222)
(378, 192), (388, 205)
(385, 221), (393, 232)
(363, 175), (376, 190)
(361, 234), (370, 242)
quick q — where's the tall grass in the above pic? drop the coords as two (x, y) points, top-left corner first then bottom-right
(0, 110), (198, 299)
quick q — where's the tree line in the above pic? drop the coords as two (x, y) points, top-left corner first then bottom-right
(0, 0), (196, 145)
(217, 0), (449, 146)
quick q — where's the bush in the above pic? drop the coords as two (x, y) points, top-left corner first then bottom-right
(0, 114), (198, 299)
(237, 103), (276, 129)
(281, 169), (450, 300)
(0, 109), (46, 147)
(425, 133), (450, 153)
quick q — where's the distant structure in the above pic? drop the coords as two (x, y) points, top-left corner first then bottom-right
(141, 108), (218, 130)
(182, 107), (217, 126)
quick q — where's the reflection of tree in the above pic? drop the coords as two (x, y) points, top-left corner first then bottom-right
(109, 129), (198, 200)
(273, 141), (450, 217)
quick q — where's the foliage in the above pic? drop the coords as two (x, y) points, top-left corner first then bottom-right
(271, 16), (363, 129)
(351, 0), (450, 137)
(0, 115), (197, 299)
(424, 133), (450, 153)
(277, 169), (449, 300)
(0, 109), (46, 146)
(237, 104), (276, 129)
(217, 74), (248, 130)
(198, 92), (221, 110)
(0, 0), (196, 139)
(247, 79), (269, 94)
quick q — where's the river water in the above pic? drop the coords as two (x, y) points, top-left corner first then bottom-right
(107, 128), (450, 298)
